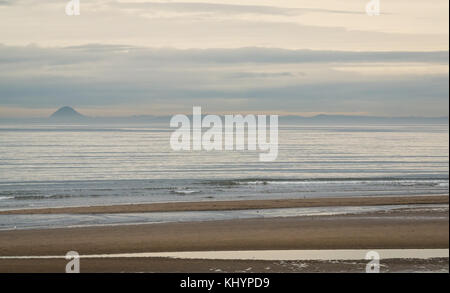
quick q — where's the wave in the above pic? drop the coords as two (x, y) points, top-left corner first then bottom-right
(0, 196), (14, 200)
(6, 194), (109, 200)
(0, 176), (447, 204)
(171, 189), (201, 195)
(205, 177), (449, 187)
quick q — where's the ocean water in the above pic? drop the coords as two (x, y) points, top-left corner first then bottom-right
(0, 123), (448, 211)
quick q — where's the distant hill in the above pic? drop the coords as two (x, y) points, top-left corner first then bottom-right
(50, 106), (85, 119)
(280, 114), (448, 124)
(0, 108), (446, 125)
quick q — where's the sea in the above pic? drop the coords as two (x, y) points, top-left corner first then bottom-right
(0, 122), (448, 214)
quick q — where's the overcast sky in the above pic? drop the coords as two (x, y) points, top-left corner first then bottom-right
(0, 0), (448, 117)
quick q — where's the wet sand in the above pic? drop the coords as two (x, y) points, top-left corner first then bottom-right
(0, 257), (448, 273)
(0, 195), (447, 273)
(0, 195), (447, 215)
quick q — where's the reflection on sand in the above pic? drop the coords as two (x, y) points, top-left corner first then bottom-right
(102, 249), (450, 261)
(1, 249), (448, 261)
(0, 204), (447, 230)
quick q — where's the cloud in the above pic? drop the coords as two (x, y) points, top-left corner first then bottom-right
(0, 1), (447, 117)
(111, 1), (363, 16)
(0, 0), (447, 51)
(0, 44), (448, 117)
(2, 44), (447, 65)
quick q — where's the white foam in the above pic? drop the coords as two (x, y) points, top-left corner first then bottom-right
(173, 190), (200, 195)
(0, 196), (14, 200)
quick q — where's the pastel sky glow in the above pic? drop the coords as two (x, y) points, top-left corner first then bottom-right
(0, 0), (448, 117)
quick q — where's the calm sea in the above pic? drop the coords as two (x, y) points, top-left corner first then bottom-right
(0, 123), (448, 211)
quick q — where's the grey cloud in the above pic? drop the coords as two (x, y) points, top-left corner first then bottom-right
(0, 0), (362, 16)
(112, 1), (363, 16)
(228, 72), (298, 79)
(0, 0), (60, 6)
(0, 44), (448, 117)
(1, 44), (447, 66)
(0, 73), (447, 117)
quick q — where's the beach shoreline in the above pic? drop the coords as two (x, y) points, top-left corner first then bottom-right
(0, 195), (447, 272)
(0, 257), (447, 273)
(1, 194), (447, 215)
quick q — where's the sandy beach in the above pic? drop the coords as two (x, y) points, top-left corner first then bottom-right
(0, 195), (447, 215)
(0, 195), (448, 273)
(1, 257), (448, 273)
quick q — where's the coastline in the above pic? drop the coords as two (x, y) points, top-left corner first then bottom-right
(0, 195), (448, 272)
(1, 208), (448, 256)
(1, 257), (448, 273)
(1, 194), (448, 215)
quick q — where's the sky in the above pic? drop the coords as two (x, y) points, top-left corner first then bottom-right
(0, 0), (448, 118)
